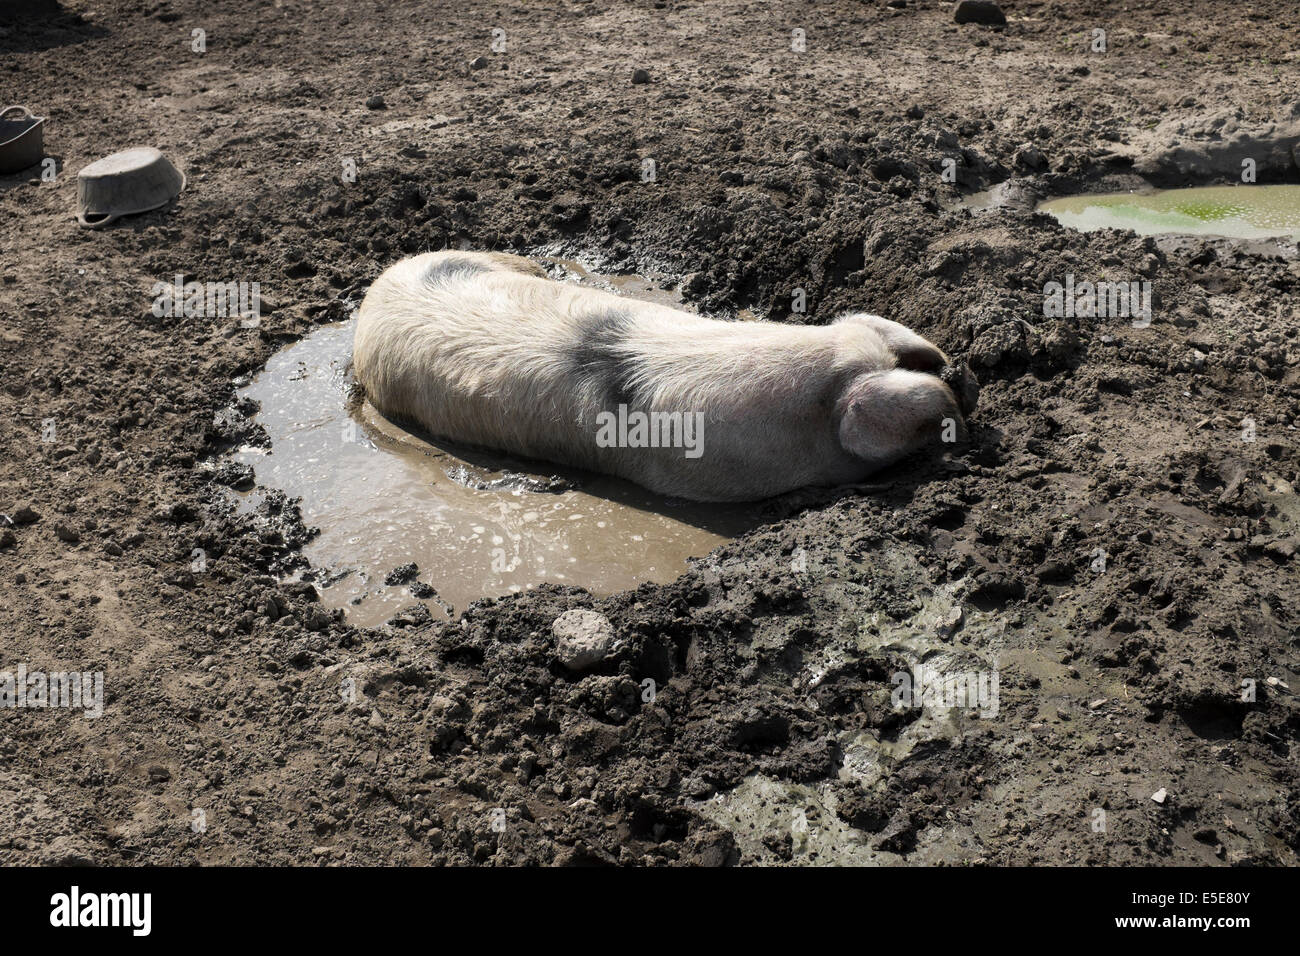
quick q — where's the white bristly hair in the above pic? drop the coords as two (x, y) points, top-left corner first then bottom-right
(352, 251), (963, 501)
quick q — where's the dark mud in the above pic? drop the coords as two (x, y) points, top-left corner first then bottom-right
(1, 0), (1298, 865)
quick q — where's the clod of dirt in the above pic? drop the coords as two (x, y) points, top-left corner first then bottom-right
(383, 563), (419, 586)
(9, 503), (40, 525)
(387, 603), (433, 628)
(954, 0), (1006, 26)
(552, 609), (615, 670)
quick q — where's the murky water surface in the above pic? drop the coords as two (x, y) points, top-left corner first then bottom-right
(234, 260), (761, 627)
(1038, 184), (1300, 240)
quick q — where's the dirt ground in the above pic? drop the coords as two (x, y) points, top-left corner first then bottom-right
(2, 0), (1298, 866)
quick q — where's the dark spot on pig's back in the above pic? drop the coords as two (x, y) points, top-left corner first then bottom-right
(565, 309), (640, 410)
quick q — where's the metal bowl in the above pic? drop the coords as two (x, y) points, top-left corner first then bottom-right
(75, 147), (185, 229)
(0, 105), (46, 175)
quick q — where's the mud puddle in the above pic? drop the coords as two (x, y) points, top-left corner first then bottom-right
(538, 255), (689, 309)
(232, 264), (762, 627)
(537, 253), (763, 320)
(1038, 184), (1300, 240)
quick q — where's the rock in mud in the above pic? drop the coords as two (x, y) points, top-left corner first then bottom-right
(10, 504), (40, 525)
(872, 810), (920, 854)
(383, 563), (419, 586)
(953, 1), (1006, 26)
(302, 605), (333, 632)
(1013, 143), (1047, 171)
(212, 460), (255, 490)
(969, 322), (1032, 369)
(387, 603), (433, 628)
(552, 609), (615, 670)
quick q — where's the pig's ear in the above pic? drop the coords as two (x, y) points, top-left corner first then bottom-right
(835, 313), (948, 373)
(838, 369), (965, 467)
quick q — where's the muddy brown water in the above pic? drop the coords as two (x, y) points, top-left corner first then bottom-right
(233, 260), (763, 627)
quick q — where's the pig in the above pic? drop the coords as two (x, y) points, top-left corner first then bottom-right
(352, 251), (969, 502)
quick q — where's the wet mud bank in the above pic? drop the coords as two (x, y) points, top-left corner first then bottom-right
(1, 0), (1298, 866)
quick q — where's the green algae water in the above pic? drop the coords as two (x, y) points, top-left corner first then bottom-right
(1038, 185), (1300, 240)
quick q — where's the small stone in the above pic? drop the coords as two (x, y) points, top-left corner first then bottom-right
(386, 603), (432, 628)
(53, 522), (80, 544)
(11, 504), (39, 525)
(302, 606), (332, 632)
(384, 563), (419, 586)
(364, 94), (386, 109)
(954, 0), (1006, 25)
(552, 609), (615, 670)
(631, 68), (651, 84)
(1263, 538), (1296, 562)
(0, 529), (14, 550)
(1151, 788), (1168, 804)
(469, 56), (489, 70)
(1013, 143), (1046, 170)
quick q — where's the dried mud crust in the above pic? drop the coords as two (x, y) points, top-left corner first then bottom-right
(1, 0), (1298, 865)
